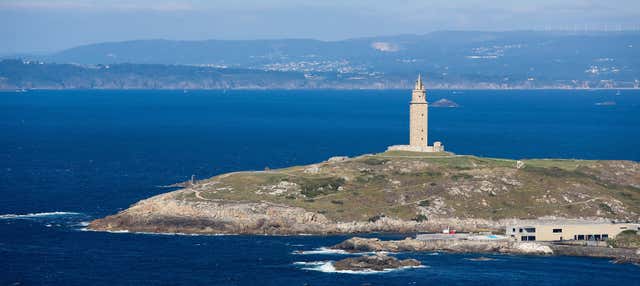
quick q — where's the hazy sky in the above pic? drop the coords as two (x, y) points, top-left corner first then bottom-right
(2, 0), (640, 53)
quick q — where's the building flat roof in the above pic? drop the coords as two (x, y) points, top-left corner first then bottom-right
(507, 219), (638, 226)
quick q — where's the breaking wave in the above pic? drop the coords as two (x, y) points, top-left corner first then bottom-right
(294, 261), (426, 274)
(0, 212), (83, 219)
(81, 227), (235, 236)
(292, 247), (351, 255)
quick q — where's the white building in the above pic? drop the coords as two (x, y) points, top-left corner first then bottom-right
(506, 220), (640, 242)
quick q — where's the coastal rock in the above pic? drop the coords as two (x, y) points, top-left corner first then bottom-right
(89, 195), (332, 235)
(512, 242), (553, 254)
(611, 256), (640, 264)
(333, 253), (421, 271)
(327, 156), (349, 163)
(332, 237), (554, 255)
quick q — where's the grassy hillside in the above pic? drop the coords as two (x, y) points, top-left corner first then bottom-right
(177, 152), (640, 222)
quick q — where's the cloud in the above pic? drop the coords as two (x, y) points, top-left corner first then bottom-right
(0, 0), (194, 11)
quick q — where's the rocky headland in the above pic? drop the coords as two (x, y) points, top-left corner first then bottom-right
(89, 151), (640, 235)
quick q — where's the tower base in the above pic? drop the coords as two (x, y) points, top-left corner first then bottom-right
(386, 141), (445, 153)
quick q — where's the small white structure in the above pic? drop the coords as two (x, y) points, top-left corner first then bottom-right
(387, 74), (445, 153)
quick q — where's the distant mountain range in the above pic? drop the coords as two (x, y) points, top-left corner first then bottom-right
(2, 31), (639, 89)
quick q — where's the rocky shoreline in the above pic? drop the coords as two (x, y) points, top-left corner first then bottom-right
(329, 237), (640, 264)
(331, 237), (553, 255)
(88, 196), (513, 235)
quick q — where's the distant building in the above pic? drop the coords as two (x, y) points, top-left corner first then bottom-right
(387, 74), (444, 153)
(506, 220), (640, 242)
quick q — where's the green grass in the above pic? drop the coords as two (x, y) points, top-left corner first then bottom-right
(608, 230), (640, 248)
(182, 153), (640, 223)
(293, 176), (346, 198)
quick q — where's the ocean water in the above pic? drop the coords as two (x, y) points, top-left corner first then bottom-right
(1, 89), (639, 285)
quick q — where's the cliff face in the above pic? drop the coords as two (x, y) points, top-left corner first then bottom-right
(89, 151), (640, 235)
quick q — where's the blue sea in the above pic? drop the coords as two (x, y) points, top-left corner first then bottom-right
(1, 89), (639, 285)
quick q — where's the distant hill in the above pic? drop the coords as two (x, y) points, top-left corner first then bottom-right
(0, 59), (312, 90)
(3, 31), (640, 89)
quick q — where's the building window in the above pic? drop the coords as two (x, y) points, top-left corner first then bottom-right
(521, 236), (528, 241)
(524, 228), (536, 233)
(552, 229), (562, 233)
(512, 228), (516, 232)
(519, 228), (523, 233)
(528, 236), (536, 241)
(594, 235), (601, 240)
(602, 234), (609, 240)
(577, 235), (585, 240)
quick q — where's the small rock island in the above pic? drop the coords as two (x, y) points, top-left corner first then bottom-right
(333, 253), (422, 271)
(430, 98), (460, 108)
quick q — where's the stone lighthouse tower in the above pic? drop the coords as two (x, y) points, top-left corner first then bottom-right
(409, 74), (428, 148)
(387, 74), (444, 153)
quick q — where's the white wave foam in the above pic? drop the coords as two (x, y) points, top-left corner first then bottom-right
(0, 211), (82, 219)
(292, 247), (351, 255)
(293, 261), (328, 266)
(81, 227), (236, 236)
(295, 261), (426, 274)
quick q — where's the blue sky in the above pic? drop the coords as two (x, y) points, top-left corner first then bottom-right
(1, 0), (640, 53)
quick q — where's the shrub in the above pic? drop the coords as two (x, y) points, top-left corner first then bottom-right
(418, 200), (430, 207)
(599, 203), (614, 213)
(413, 214), (428, 222)
(296, 177), (346, 198)
(452, 173), (473, 181)
(368, 214), (386, 222)
(361, 158), (388, 165)
(607, 230), (639, 248)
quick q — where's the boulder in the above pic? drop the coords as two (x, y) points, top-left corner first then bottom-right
(333, 253), (421, 271)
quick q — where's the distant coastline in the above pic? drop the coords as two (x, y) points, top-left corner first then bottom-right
(2, 87), (638, 91)
(1, 59), (637, 91)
